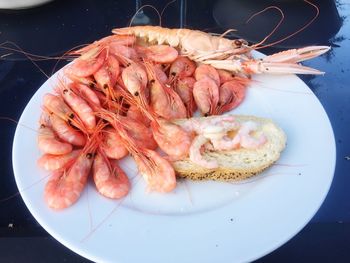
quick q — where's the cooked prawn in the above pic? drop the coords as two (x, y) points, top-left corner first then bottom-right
(37, 150), (81, 171)
(216, 80), (247, 114)
(144, 61), (187, 120)
(195, 64), (220, 86)
(134, 148), (176, 193)
(151, 119), (192, 159)
(69, 82), (101, 107)
(169, 56), (196, 80)
(93, 54), (120, 93)
(49, 111), (86, 146)
(44, 123), (103, 210)
(174, 77), (196, 117)
(65, 47), (107, 77)
(37, 111), (73, 155)
(97, 109), (176, 192)
(121, 62), (148, 97)
(42, 93), (86, 132)
(189, 135), (218, 169)
(37, 124), (73, 155)
(192, 77), (219, 116)
(110, 44), (138, 60)
(113, 26), (330, 75)
(101, 127), (129, 160)
(93, 151), (130, 199)
(44, 151), (94, 210)
(56, 80), (96, 132)
(139, 45), (178, 64)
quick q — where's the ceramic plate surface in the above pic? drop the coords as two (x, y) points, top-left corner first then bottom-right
(12, 52), (335, 263)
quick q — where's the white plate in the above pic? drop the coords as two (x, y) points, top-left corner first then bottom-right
(12, 55), (335, 263)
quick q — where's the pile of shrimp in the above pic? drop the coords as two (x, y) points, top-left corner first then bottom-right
(36, 26), (329, 210)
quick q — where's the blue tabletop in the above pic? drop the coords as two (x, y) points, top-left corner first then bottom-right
(0, 0), (349, 262)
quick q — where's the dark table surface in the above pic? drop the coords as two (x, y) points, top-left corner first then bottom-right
(0, 0), (349, 262)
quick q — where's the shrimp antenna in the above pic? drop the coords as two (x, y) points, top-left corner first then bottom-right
(160, 0), (177, 26)
(0, 41), (49, 78)
(0, 173), (51, 202)
(0, 41), (69, 61)
(50, 43), (93, 76)
(0, 116), (39, 134)
(255, 0), (320, 49)
(219, 29), (237, 38)
(245, 6), (285, 48)
(128, 5), (162, 28)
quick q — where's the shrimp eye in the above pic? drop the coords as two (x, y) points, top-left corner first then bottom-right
(134, 91), (139, 96)
(123, 103), (130, 109)
(217, 102), (221, 106)
(234, 39), (242, 47)
(103, 84), (108, 89)
(40, 124), (45, 128)
(89, 82), (96, 88)
(86, 153), (93, 159)
(63, 89), (68, 94)
(149, 79), (155, 84)
(171, 72), (176, 76)
(126, 62), (131, 67)
(204, 113), (209, 117)
(69, 113), (75, 119)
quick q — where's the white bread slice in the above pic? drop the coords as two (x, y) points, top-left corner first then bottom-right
(171, 115), (287, 181)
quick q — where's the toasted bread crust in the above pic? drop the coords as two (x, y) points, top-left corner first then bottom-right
(171, 115), (287, 181)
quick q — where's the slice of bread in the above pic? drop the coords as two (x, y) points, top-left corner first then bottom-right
(171, 115), (287, 181)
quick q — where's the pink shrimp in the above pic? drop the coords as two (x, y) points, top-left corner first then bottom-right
(97, 110), (176, 193)
(238, 121), (267, 149)
(69, 82), (101, 107)
(56, 81), (96, 132)
(140, 45), (178, 64)
(109, 44), (138, 60)
(192, 76), (219, 116)
(121, 62), (148, 98)
(145, 61), (187, 120)
(93, 151), (130, 199)
(195, 64), (220, 86)
(50, 112), (86, 146)
(134, 149), (176, 192)
(174, 77), (196, 117)
(70, 35), (136, 56)
(154, 65), (168, 85)
(151, 119), (192, 159)
(93, 54), (120, 92)
(43, 93), (86, 132)
(37, 111), (72, 154)
(37, 124), (73, 155)
(37, 150), (81, 171)
(65, 47), (107, 77)
(126, 104), (151, 127)
(189, 135), (218, 169)
(44, 152), (94, 210)
(44, 124), (102, 210)
(101, 127), (129, 160)
(217, 69), (236, 84)
(124, 118), (157, 150)
(105, 35), (136, 47)
(216, 80), (247, 114)
(169, 56), (196, 81)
